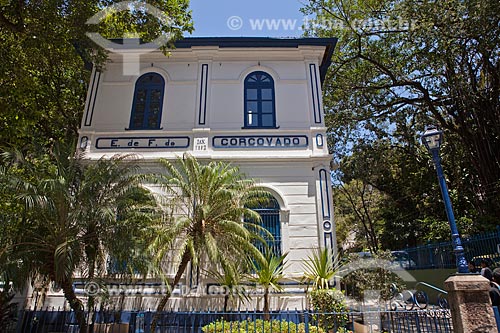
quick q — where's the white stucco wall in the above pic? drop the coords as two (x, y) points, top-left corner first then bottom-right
(72, 39), (337, 310)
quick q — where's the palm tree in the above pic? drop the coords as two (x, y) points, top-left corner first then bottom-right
(205, 262), (250, 312)
(302, 248), (340, 291)
(0, 159), (23, 328)
(0, 153), (32, 293)
(248, 249), (288, 321)
(76, 152), (154, 312)
(11, 145), (88, 330)
(10, 144), (151, 331)
(149, 154), (269, 332)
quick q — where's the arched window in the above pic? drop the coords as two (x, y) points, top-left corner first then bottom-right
(244, 71), (276, 128)
(247, 196), (281, 256)
(129, 72), (165, 130)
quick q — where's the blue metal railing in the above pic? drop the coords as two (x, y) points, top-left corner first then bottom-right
(494, 306), (500, 332)
(413, 282), (449, 309)
(14, 308), (453, 333)
(401, 227), (500, 269)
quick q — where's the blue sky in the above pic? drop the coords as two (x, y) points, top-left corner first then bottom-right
(187, 0), (308, 37)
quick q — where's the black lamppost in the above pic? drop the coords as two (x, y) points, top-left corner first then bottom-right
(421, 128), (469, 274)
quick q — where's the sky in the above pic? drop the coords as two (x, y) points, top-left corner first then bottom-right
(187, 0), (308, 37)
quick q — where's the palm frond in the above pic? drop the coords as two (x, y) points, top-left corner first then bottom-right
(150, 153), (271, 305)
(248, 249), (288, 293)
(302, 248), (340, 290)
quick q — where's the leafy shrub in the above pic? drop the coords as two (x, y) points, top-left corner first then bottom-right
(309, 289), (349, 331)
(336, 329), (353, 333)
(201, 319), (325, 333)
(342, 251), (406, 301)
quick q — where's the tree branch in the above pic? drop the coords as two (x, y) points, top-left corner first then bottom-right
(0, 0), (24, 33)
(0, 11), (22, 32)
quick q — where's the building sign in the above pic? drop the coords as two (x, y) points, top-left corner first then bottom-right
(212, 135), (308, 149)
(194, 137), (208, 151)
(95, 136), (190, 149)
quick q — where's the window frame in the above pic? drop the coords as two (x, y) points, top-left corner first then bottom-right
(128, 72), (165, 130)
(246, 196), (282, 256)
(243, 71), (277, 129)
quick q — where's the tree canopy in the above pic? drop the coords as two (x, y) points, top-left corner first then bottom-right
(0, 0), (193, 150)
(0, 144), (154, 329)
(302, 0), (500, 250)
(149, 154), (271, 331)
(0, 0), (194, 320)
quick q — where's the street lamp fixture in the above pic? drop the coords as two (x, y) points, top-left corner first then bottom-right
(421, 128), (469, 274)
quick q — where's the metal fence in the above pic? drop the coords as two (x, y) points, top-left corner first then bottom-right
(403, 227), (500, 269)
(10, 307), (454, 333)
(494, 306), (500, 333)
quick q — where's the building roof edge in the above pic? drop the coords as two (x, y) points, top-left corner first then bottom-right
(109, 37), (337, 84)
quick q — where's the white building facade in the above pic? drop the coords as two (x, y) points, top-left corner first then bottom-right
(75, 37), (337, 309)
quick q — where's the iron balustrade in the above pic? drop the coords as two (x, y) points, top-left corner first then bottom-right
(398, 227), (500, 270)
(13, 307), (455, 333)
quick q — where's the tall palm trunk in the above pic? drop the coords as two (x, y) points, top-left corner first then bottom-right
(85, 241), (97, 311)
(60, 277), (87, 333)
(86, 251), (96, 328)
(150, 250), (192, 332)
(263, 287), (270, 321)
(222, 294), (230, 321)
(223, 294), (229, 313)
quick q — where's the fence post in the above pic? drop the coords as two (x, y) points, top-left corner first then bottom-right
(304, 311), (309, 333)
(496, 226), (500, 247)
(444, 274), (496, 332)
(427, 243), (434, 268)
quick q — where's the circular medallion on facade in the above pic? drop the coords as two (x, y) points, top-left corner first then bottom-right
(80, 136), (89, 149)
(323, 220), (331, 231)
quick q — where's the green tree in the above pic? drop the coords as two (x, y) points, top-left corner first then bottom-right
(1, 152), (50, 308)
(0, 152), (32, 292)
(333, 131), (477, 249)
(73, 151), (155, 314)
(302, 0), (500, 245)
(333, 179), (387, 252)
(0, 157), (24, 329)
(6, 144), (151, 331)
(341, 251), (406, 302)
(0, 0), (193, 151)
(248, 249), (288, 321)
(149, 154), (269, 331)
